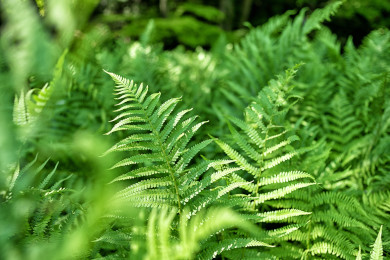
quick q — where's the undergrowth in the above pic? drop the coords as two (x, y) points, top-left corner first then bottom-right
(0, 0), (389, 259)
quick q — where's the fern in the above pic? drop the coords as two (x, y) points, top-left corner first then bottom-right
(301, 1), (343, 34)
(145, 207), (270, 260)
(12, 49), (67, 143)
(219, 2), (342, 116)
(322, 91), (363, 157)
(370, 226), (384, 260)
(104, 71), (246, 214)
(2, 1), (390, 259)
(13, 90), (34, 126)
(213, 66), (318, 259)
(0, 155), (86, 259)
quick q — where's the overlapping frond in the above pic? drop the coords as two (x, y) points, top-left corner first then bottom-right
(216, 66), (314, 202)
(143, 207), (269, 260)
(1, 155), (83, 247)
(212, 67), (317, 258)
(220, 2), (341, 116)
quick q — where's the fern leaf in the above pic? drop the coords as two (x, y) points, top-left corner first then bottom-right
(306, 241), (346, 259)
(370, 226), (383, 260)
(356, 246), (362, 260)
(302, 1), (343, 34)
(261, 151), (298, 171)
(199, 238), (274, 260)
(104, 71), (240, 213)
(213, 138), (258, 176)
(110, 165), (168, 183)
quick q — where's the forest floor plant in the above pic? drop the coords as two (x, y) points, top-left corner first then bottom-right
(0, 0), (389, 259)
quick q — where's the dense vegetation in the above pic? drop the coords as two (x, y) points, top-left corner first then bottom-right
(0, 0), (389, 259)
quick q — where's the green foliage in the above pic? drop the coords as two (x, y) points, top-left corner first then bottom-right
(144, 207), (269, 259)
(1, 1), (389, 259)
(103, 71), (239, 213)
(176, 3), (225, 24)
(110, 2), (229, 49)
(299, 0), (390, 29)
(120, 16), (225, 49)
(370, 226), (383, 260)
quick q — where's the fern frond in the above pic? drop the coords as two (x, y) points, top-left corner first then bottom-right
(370, 226), (383, 260)
(104, 71), (241, 213)
(199, 238), (274, 260)
(141, 206), (269, 260)
(302, 1), (343, 34)
(356, 246), (362, 260)
(305, 241), (346, 259)
(213, 67), (317, 258)
(13, 90), (33, 126)
(213, 138), (258, 176)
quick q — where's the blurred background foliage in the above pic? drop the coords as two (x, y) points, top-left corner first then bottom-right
(1, 0), (388, 49)
(91, 0), (390, 48)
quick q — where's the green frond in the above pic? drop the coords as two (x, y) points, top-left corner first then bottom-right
(175, 139), (213, 173)
(179, 160), (234, 188)
(267, 223), (306, 239)
(115, 177), (172, 197)
(309, 225), (359, 257)
(93, 230), (132, 247)
(261, 152), (298, 171)
(140, 206), (269, 260)
(186, 181), (251, 217)
(227, 121), (262, 161)
(213, 138), (258, 176)
(13, 49), (67, 128)
(306, 241), (346, 259)
(356, 246), (362, 260)
(260, 10), (295, 35)
(30, 83), (53, 116)
(212, 66), (317, 259)
(221, 249), (276, 260)
(228, 116), (264, 147)
(38, 161), (59, 189)
(181, 166), (242, 203)
(313, 211), (367, 229)
(105, 72), (240, 213)
(263, 135), (299, 157)
(13, 90), (33, 126)
(302, 1), (343, 34)
(229, 172), (257, 193)
(110, 165), (168, 183)
(312, 191), (363, 211)
(370, 226), (383, 260)
(4, 1), (390, 259)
